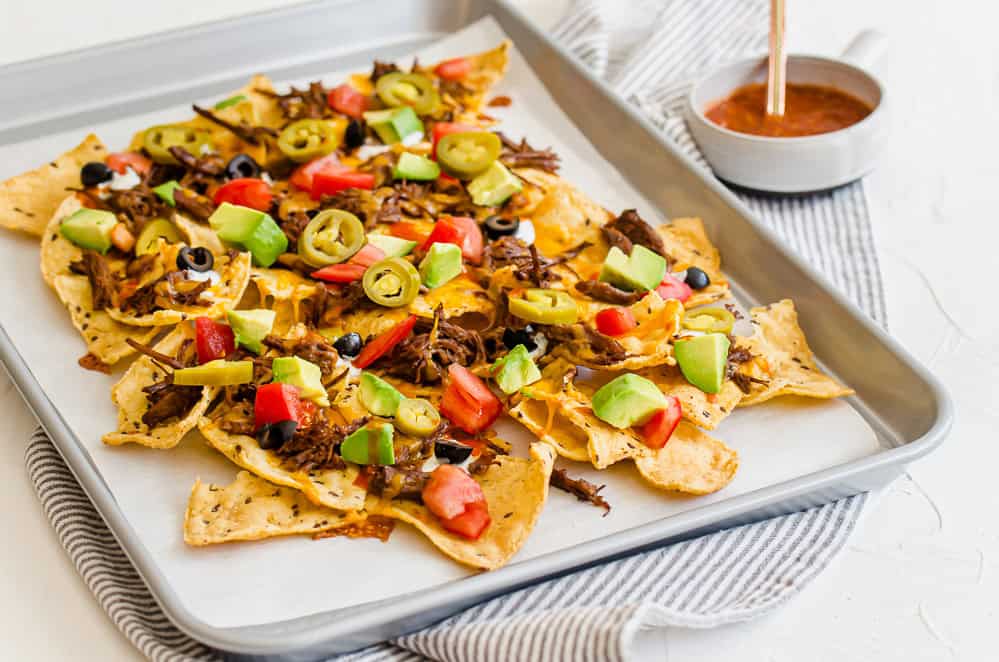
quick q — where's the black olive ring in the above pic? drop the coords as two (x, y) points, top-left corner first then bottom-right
(177, 246), (215, 273)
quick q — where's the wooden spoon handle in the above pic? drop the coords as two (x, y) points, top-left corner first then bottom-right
(766, 0), (787, 117)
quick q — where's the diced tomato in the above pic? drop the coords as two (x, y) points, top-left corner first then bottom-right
(311, 170), (375, 200)
(106, 152), (151, 176)
(388, 221), (432, 245)
(109, 223), (136, 253)
(194, 317), (235, 364)
(441, 500), (491, 539)
(422, 465), (484, 519)
(422, 216), (483, 265)
(349, 243), (387, 269)
(434, 57), (474, 82)
(310, 263), (367, 283)
(327, 84), (368, 119)
(213, 178), (273, 211)
(253, 383), (304, 430)
(638, 397), (682, 449)
(595, 307), (637, 336)
(431, 122), (475, 158)
(352, 314), (419, 369)
(655, 274), (693, 303)
(440, 364), (502, 434)
(289, 153), (342, 193)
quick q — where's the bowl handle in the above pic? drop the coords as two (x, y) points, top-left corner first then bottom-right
(841, 29), (888, 68)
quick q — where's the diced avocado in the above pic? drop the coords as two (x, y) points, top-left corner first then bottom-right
(467, 161), (523, 207)
(226, 309), (276, 354)
(591, 373), (668, 428)
(367, 234), (417, 258)
(418, 242), (462, 289)
(208, 202), (288, 267)
(393, 152), (440, 181)
(674, 333), (730, 394)
(340, 423), (395, 465)
(598, 244), (666, 292)
(359, 372), (404, 417)
(491, 344), (542, 394)
(272, 356), (329, 407)
(59, 208), (117, 254)
(173, 360), (253, 386)
(152, 180), (180, 206)
(363, 107), (424, 145)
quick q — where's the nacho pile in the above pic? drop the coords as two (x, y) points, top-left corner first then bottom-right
(0, 39), (852, 571)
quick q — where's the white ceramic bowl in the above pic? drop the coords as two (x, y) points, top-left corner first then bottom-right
(684, 30), (889, 193)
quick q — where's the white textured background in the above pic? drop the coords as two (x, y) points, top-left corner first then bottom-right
(0, 1), (996, 660)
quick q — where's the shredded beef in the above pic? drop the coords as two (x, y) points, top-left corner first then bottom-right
(371, 61), (399, 81)
(258, 82), (330, 120)
(574, 279), (644, 305)
(71, 250), (116, 310)
(497, 132), (561, 173)
(544, 323), (628, 366)
(173, 187), (216, 221)
(108, 185), (165, 228)
(167, 146), (225, 176)
(77, 353), (112, 374)
(313, 515), (395, 542)
(191, 105), (278, 145)
(601, 225), (633, 254)
(377, 306), (486, 383)
(605, 209), (668, 259)
(367, 466), (429, 502)
(142, 380), (203, 427)
(550, 469), (611, 514)
(278, 210), (312, 244)
(276, 412), (368, 472)
(262, 332), (346, 384)
(122, 270), (210, 315)
(726, 343), (767, 394)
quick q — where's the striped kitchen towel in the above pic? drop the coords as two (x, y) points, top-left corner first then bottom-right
(25, 0), (886, 660)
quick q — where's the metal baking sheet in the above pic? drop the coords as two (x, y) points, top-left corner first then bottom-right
(0, 1), (951, 658)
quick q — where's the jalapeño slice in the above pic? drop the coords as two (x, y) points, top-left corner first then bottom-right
(375, 72), (440, 116)
(277, 119), (339, 162)
(298, 209), (365, 267)
(143, 125), (214, 165)
(395, 398), (441, 437)
(436, 131), (502, 179)
(682, 307), (735, 334)
(362, 257), (421, 307)
(508, 289), (578, 325)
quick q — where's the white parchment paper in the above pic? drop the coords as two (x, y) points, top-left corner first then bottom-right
(0, 18), (881, 629)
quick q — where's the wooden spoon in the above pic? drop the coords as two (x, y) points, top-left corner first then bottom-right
(766, 0), (787, 117)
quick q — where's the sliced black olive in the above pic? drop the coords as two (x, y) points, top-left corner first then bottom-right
(343, 119), (366, 151)
(684, 266), (710, 290)
(502, 325), (537, 352)
(333, 332), (363, 358)
(225, 154), (262, 180)
(484, 215), (520, 239)
(177, 246), (214, 272)
(434, 439), (473, 464)
(80, 162), (113, 188)
(257, 420), (298, 450)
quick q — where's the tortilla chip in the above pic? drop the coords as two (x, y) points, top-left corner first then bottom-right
(658, 218), (730, 307)
(184, 471), (366, 546)
(514, 168), (611, 256)
(369, 443), (555, 570)
(508, 359), (591, 462)
(409, 276), (496, 329)
(630, 423), (740, 495)
(40, 195), (92, 287)
(198, 416), (368, 512)
(239, 74), (286, 133)
(103, 324), (215, 448)
(457, 41), (510, 105)
(736, 299), (854, 406)
(0, 134), (106, 237)
(105, 249), (252, 326)
(174, 213), (224, 254)
(637, 364), (744, 430)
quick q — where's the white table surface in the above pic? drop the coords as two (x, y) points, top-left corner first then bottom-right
(1, 1), (996, 660)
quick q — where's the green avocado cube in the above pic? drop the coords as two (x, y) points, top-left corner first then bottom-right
(674, 333), (730, 394)
(340, 423), (395, 465)
(152, 180), (181, 206)
(393, 152), (440, 181)
(364, 107), (424, 145)
(227, 309), (276, 354)
(591, 373), (668, 428)
(272, 356), (329, 407)
(208, 202), (287, 267)
(418, 242), (462, 289)
(367, 234), (417, 258)
(359, 372), (404, 417)
(491, 344), (542, 394)
(599, 244), (666, 292)
(467, 161), (523, 207)
(59, 208), (117, 254)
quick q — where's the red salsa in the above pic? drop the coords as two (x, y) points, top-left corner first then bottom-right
(705, 82), (873, 137)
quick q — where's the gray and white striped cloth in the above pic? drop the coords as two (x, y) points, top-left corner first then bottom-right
(24, 1), (886, 659)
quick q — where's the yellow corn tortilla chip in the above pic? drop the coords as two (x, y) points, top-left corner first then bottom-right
(174, 213), (224, 254)
(198, 415), (368, 512)
(630, 423), (741, 495)
(103, 324), (215, 448)
(369, 443), (555, 570)
(736, 299), (854, 406)
(184, 471), (367, 546)
(514, 168), (612, 256)
(508, 359), (591, 462)
(637, 364), (744, 430)
(0, 134), (106, 237)
(658, 218), (730, 307)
